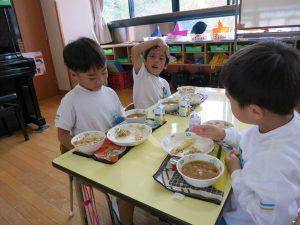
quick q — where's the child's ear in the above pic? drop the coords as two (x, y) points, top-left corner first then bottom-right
(69, 69), (77, 78)
(164, 64), (168, 70)
(249, 104), (264, 120)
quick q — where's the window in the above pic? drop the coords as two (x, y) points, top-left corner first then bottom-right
(179, 0), (227, 11)
(104, 0), (233, 23)
(133, 0), (172, 17)
(103, 0), (130, 22)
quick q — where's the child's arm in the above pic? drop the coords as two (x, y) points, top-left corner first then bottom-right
(192, 125), (242, 147)
(131, 39), (168, 74)
(223, 127), (242, 148)
(57, 128), (74, 150)
(229, 153), (296, 225)
(192, 125), (226, 141)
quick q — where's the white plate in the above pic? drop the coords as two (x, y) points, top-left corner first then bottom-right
(107, 123), (152, 147)
(202, 120), (234, 129)
(161, 132), (214, 157)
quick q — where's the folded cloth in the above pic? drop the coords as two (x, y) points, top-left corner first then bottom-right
(153, 144), (228, 205)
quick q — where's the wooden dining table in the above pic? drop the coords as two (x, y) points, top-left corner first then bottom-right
(52, 87), (249, 225)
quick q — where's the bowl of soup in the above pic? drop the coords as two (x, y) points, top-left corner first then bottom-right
(125, 109), (147, 123)
(176, 153), (224, 188)
(160, 98), (179, 112)
(71, 131), (106, 155)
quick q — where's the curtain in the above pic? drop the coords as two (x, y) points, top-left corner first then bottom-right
(90, 0), (112, 44)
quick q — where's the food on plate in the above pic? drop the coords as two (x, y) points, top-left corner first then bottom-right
(115, 128), (131, 138)
(134, 128), (143, 141)
(181, 160), (219, 179)
(184, 146), (203, 155)
(170, 138), (195, 154)
(73, 134), (103, 146)
(127, 113), (146, 119)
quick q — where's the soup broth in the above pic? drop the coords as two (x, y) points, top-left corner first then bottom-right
(181, 160), (219, 179)
(127, 113), (146, 118)
(163, 101), (178, 105)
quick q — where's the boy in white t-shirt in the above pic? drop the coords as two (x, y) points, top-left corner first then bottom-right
(193, 41), (300, 225)
(55, 37), (124, 149)
(55, 37), (134, 225)
(131, 39), (171, 109)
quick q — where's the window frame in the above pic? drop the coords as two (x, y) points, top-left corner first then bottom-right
(109, 5), (236, 29)
(105, 0), (236, 28)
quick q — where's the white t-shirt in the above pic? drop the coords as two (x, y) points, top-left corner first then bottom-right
(223, 111), (300, 225)
(133, 63), (171, 109)
(55, 85), (124, 135)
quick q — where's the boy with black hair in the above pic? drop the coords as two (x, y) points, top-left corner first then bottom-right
(55, 37), (136, 225)
(193, 41), (300, 225)
(55, 37), (125, 149)
(131, 39), (171, 109)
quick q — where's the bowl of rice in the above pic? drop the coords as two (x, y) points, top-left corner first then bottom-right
(71, 131), (106, 154)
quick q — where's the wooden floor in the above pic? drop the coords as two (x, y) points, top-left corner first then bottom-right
(0, 88), (161, 225)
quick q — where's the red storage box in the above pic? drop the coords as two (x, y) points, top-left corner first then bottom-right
(108, 71), (133, 89)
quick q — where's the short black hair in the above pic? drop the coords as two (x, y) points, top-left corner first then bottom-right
(144, 45), (169, 65)
(63, 37), (106, 73)
(220, 41), (300, 115)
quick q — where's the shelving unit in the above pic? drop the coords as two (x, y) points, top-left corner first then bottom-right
(102, 40), (299, 66)
(101, 39), (300, 88)
(101, 43), (134, 64)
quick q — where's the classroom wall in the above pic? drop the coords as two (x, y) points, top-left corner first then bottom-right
(39, 0), (71, 91)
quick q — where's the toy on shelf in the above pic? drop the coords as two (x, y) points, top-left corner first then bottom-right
(151, 26), (163, 37)
(191, 21), (207, 42)
(211, 20), (233, 41)
(144, 26), (166, 41)
(209, 53), (229, 69)
(166, 23), (189, 42)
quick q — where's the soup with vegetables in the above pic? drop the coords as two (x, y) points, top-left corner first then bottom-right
(127, 113), (146, 118)
(181, 160), (219, 179)
(162, 101), (178, 105)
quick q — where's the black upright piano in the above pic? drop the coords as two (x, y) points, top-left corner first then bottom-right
(0, 4), (45, 136)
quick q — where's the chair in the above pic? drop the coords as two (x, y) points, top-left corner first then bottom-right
(60, 144), (74, 216)
(0, 93), (29, 141)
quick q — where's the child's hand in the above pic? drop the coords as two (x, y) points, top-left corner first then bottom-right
(225, 150), (241, 174)
(192, 125), (225, 141)
(155, 39), (168, 52)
